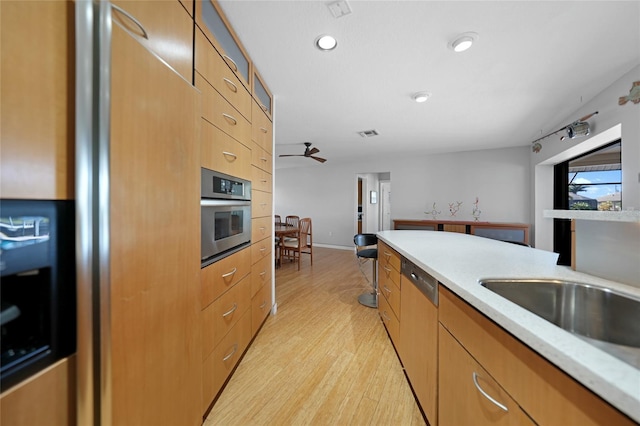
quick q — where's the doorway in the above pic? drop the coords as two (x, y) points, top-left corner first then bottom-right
(355, 172), (391, 234)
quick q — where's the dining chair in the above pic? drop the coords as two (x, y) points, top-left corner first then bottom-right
(285, 215), (299, 227)
(282, 217), (311, 270)
(274, 214), (282, 225)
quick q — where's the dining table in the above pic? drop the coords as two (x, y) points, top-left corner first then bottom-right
(274, 224), (299, 267)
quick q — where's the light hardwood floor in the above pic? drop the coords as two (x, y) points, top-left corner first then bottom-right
(205, 247), (426, 425)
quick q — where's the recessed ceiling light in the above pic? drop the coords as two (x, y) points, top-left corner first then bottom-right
(449, 32), (479, 53)
(412, 92), (431, 103)
(315, 35), (338, 51)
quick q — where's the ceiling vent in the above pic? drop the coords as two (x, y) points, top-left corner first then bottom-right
(358, 129), (379, 138)
(327, 1), (352, 18)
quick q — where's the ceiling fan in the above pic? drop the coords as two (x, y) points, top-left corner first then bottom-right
(279, 142), (327, 163)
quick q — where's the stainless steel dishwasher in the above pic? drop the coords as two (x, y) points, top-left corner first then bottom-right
(400, 257), (439, 423)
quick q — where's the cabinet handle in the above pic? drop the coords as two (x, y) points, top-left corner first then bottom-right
(222, 55), (238, 72)
(111, 4), (148, 39)
(222, 151), (237, 159)
(260, 104), (267, 112)
(383, 285), (391, 294)
(222, 113), (237, 125)
(260, 127), (267, 133)
(260, 300), (267, 309)
(383, 265), (392, 276)
(260, 247), (266, 252)
(259, 271), (266, 277)
(382, 311), (391, 321)
(261, 179), (267, 183)
(222, 343), (238, 361)
(223, 77), (238, 93)
(472, 372), (508, 412)
(384, 250), (392, 259)
(222, 303), (238, 318)
(221, 267), (237, 278)
(260, 157), (267, 162)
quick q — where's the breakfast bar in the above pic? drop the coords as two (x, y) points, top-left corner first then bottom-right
(377, 230), (640, 424)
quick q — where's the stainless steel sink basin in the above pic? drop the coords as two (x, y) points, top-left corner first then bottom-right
(480, 279), (640, 367)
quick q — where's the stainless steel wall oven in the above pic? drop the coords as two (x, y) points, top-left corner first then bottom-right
(201, 168), (251, 267)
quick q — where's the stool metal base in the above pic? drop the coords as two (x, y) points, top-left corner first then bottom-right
(358, 292), (377, 308)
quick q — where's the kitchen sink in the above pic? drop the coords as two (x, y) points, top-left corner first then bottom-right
(479, 279), (640, 368)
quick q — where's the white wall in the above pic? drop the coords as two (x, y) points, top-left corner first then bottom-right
(275, 146), (530, 248)
(531, 65), (640, 250)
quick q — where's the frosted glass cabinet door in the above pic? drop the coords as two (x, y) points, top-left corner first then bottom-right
(199, 0), (250, 89)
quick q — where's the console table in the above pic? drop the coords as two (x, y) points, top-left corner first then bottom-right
(393, 219), (530, 246)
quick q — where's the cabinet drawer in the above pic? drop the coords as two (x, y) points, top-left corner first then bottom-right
(196, 72), (250, 145)
(251, 280), (272, 335)
(378, 241), (401, 272)
(379, 269), (400, 318)
(195, 29), (250, 121)
(439, 286), (635, 426)
(201, 119), (251, 180)
(251, 253), (271, 297)
(251, 216), (272, 245)
(251, 190), (272, 218)
(202, 310), (252, 414)
(112, 0), (193, 82)
(251, 101), (272, 154)
(378, 293), (399, 347)
(379, 259), (400, 290)
(251, 165), (272, 193)
(251, 239), (272, 265)
(201, 247), (251, 308)
(439, 325), (534, 426)
(251, 141), (273, 173)
(201, 276), (251, 359)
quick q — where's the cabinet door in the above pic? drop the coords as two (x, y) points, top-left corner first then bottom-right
(1, 1), (73, 200)
(439, 326), (534, 426)
(399, 279), (438, 423)
(108, 20), (201, 426)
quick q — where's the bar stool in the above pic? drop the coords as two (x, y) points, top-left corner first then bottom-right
(354, 233), (378, 308)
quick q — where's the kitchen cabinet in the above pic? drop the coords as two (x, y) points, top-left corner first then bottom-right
(0, 0), (74, 200)
(439, 326), (534, 426)
(1, 356), (76, 426)
(251, 100), (274, 154)
(393, 220), (530, 245)
(439, 286), (635, 426)
(106, 17), (202, 425)
(111, 0), (193, 82)
(200, 117), (252, 180)
(399, 265), (438, 424)
(377, 241), (401, 347)
(196, 0), (251, 90)
(253, 69), (273, 119)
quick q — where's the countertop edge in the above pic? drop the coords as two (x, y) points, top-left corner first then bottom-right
(377, 230), (640, 423)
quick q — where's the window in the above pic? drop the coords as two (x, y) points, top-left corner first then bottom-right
(568, 141), (622, 211)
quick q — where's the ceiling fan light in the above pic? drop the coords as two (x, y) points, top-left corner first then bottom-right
(315, 35), (337, 51)
(449, 32), (478, 52)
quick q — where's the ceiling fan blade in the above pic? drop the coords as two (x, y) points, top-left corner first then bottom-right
(279, 154), (303, 157)
(307, 147), (320, 155)
(577, 111), (599, 122)
(311, 156), (327, 163)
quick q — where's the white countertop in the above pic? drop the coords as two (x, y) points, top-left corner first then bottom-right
(377, 230), (640, 423)
(543, 209), (640, 222)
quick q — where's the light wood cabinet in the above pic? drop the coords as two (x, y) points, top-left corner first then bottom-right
(251, 216), (272, 244)
(111, 0), (193, 82)
(251, 279), (272, 335)
(439, 286), (635, 426)
(202, 310), (252, 413)
(251, 189), (273, 218)
(196, 0), (251, 90)
(251, 142), (273, 173)
(196, 72), (251, 146)
(253, 69), (273, 120)
(399, 274), (438, 424)
(439, 326), (534, 426)
(377, 241), (401, 347)
(195, 28), (251, 121)
(201, 118), (252, 180)
(251, 165), (273, 193)
(107, 19), (202, 425)
(251, 100), (273, 154)
(0, 356), (76, 426)
(0, 0), (74, 200)
(201, 247), (251, 308)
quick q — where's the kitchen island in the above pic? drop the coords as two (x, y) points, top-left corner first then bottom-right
(377, 230), (640, 424)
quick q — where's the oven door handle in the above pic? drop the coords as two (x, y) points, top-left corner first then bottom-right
(200, 199), (251, 207)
